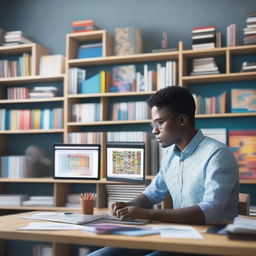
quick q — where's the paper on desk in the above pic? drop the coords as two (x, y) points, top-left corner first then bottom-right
(17, 222), (84, 230)
(150, 225), (203, 239)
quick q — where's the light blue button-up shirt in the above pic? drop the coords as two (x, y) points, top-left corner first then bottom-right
(143, 130), (239, 224)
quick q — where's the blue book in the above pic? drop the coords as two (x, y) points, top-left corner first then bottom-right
(77, 44), (102, 59)
(81, 74), (101, 94)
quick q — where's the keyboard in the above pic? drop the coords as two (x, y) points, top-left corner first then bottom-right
(22, 212), (106, 225)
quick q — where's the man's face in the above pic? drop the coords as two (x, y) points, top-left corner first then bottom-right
(151, 106), (182, 148)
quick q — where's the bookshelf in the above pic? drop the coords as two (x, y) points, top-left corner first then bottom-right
(0, 30), (255, 218)
(0, 31), (255, 256)
(0, 43), (65, 215)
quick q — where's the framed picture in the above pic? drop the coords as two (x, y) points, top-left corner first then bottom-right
(106, 142), (145, 182)
(54, 144), (100, 180)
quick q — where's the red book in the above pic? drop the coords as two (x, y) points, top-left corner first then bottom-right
(192, 26), (216, 33)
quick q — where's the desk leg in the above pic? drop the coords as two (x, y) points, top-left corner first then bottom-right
(0, 240), (4, 256)
(53, 243), (71, 256)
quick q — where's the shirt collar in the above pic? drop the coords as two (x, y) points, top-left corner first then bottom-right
(173, 130), (205, 160)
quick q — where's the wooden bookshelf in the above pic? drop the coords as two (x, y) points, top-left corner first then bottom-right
(0, 31), (255, 218)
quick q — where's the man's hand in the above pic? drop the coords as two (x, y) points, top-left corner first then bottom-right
(116, 206), (153, 220)
(111, 201), (128, 216)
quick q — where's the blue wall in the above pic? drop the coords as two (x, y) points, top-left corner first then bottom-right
(0, 0), (256, 54)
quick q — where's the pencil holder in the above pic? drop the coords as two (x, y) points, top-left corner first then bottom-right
(80, 198), (94, 215)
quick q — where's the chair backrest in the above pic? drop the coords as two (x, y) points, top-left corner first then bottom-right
(238, 193), (250, 216)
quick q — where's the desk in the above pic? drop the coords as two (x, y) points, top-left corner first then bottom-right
(0, 212), (256, 256)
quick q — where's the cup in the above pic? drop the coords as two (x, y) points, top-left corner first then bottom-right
(80, 198), (94, 215)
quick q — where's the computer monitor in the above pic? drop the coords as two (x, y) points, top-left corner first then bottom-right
(54, 144), (100, 180)
(106, 142), (145, 183)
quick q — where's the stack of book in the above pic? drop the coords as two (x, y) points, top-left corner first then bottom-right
(68, 132), (102, 144)
(250, 205), (256, 216)
(226, 216), (256, 240)
(227, 24), (238, 47)
(0, 194), (28, 206)
(243, 12), (256, 45)
(111, 101), (149, 121)
(192, 92), (226, 114)
(7, 87), (29, 100)
(190, 57), (219, 76)
(77, 43), (103, 59)
(69, 67), (86, 94)
(0, 108), (63, 130)
(105, 184), (147, 207)
(241, 62), (256, 72)
(0, 155), (28, 178)
(0, 53), (31, 77)
(39, 55), (65, 76)
(71, 103), (101, 122)
(65, 194), (80, 209)
(4, 30), (33, 46)
(80, 71), (111, 94)
(29, 86), (58, 99)
(192, 26), (217, 50)
(22, 196), (54, 207)
(72, 19), (101, 33)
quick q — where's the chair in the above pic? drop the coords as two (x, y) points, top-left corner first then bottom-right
(238, 193), (250, 216)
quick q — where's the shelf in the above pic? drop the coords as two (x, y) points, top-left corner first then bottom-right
(182, 47), (226, 58)
(0, 129), (64, 134)
(0, 74), (65, 84)
(182, 72), (256, 83)
(67, 120), (151, 126)
(0, 43), (34, 55)
(0, 177), (151, 184)
(196, 113), (256, 118)
(68, 51), (179, 67)
(0, 97), (64, 104)
(68, 91), (155, 99)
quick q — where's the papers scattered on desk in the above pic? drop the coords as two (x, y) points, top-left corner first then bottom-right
(18, 222), (84, 230)
(151, 225), (203, 239)
(22, 211), (106, 224)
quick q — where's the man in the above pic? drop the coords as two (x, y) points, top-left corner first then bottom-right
(88, 86), (239, 256)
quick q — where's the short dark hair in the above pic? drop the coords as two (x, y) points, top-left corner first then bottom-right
(147, 86), (196, 126)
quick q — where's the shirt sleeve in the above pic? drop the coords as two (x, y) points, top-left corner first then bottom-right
(198, 147), (239, 224)
(143, 170), (169, 205)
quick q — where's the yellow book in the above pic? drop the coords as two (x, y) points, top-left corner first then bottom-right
(100, 70), (106, 93)
(34, 109), (41, 129)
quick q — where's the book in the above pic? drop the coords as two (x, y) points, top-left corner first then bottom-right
(231, 89), (256, 113)
(39, 55), (65, 76)
(77, 43), (102, 59)
(192, 25), (216, 33)
(82, 222), (149, 235)
(226, 216), (256, 240)
(81, 73), (101, 94)
(111, 65), (136, 92)
(115, 26), (142, 55)
(229, 130), (256, 179)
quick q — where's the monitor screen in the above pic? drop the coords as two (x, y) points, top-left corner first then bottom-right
(106, 142), (145, 183)
(54, 144), (100, 180)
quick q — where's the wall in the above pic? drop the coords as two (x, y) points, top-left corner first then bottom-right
(0, 0), (256, 54)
